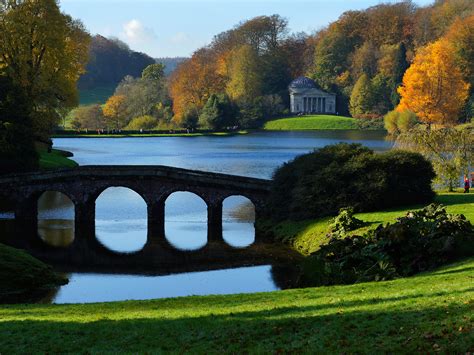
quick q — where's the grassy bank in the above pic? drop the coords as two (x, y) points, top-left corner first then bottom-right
(264, 114), (358, 130)
(263, 192), (474, 256)
(52, 130), (248, 138)
(0, 258), (472, 352)
(0, 244), (67, 303)
(38, 149), (78, 169)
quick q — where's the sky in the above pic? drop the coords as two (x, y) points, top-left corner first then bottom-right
(60, 0), (435, 58)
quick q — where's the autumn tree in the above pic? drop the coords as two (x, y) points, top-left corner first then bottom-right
(103, 95), (128, 129)
(70, 104), (104, 130)
(0, 0), (90, 140)
(169, 49), (225, 124)
(397, 39), (470, 126)
(226, 45), (262, 102)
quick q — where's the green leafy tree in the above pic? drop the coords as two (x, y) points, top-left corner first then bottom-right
(349, 74), (375, 117)
(396, 125), (474, 191)
(142, 63), (165, 81)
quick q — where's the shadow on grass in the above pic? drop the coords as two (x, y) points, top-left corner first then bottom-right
(0, 299), (472, 353)
(435, 193), (474, 206)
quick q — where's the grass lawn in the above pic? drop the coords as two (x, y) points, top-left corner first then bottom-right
(38, 149), (78, 169)
(52, 131), (248, 138)
(78, 85), (116, 105)
(264, 192), (474, 256)
(264, 114), (358, 130)
(0, 258), (472, 353)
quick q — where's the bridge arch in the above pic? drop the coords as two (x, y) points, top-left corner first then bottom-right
(164, 191), (208, 251)
(222, 195), (256, 248)
(37, 190), (75, 248)
(95, 186), (148, 253)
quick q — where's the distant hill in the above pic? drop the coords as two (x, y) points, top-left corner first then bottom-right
(155, 57), (188, 76)
(78, 35), (155, 91)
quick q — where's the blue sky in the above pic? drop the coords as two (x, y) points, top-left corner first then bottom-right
(60, 0), (434, 58)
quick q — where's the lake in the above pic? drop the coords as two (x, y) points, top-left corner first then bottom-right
(2, 130), (391, 303)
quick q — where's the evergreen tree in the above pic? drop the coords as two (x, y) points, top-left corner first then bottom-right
(391, 43), (409, 106)
(199, 94), (236, 130)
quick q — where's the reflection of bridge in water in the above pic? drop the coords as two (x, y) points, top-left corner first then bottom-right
(0, 166), (299, 273)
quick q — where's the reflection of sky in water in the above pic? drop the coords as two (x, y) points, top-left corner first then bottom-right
(52, 265), (277, 304)
(11, 131), (390, 303)
(53, 131), (390, 178)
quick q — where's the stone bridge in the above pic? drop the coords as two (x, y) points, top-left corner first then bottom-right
(0, 166), (283, 271)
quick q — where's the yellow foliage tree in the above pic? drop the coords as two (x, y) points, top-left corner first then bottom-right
(0, 0), (90, 139)
(397, 39), (470, 126)
(225, 45), (262, 102)
(103, 95), (128, 129)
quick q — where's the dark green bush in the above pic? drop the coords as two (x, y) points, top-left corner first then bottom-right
(267, 143), (435, 220)
(301, 204), (474, 287)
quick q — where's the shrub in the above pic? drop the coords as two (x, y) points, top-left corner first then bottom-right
(384, 109), (418, 135)
(125, 115), (159, 130)
(267, 143), (435, 220)
(301, 204), (474, 286)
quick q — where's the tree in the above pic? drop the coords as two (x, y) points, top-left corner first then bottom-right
(349, 74), (374, 117)
(226, 45), (262, 102)
(0, 0), (90, 140)
(70, 104), (104, 130)
(125, 115), (158, 130)
(169, 49), (225, 124)
(142, 63), (165, 82)
(199, 94), (236, 130)
(396, 125), (474, 191)
(114, 75), (169, 122)
(103, 95), (128, 129)
(397, 39), (470, 126)
(351, 42), (379, 80)
(0, 76), (38, 174)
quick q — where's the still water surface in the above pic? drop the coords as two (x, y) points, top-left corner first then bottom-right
(8, 131), (391, 303)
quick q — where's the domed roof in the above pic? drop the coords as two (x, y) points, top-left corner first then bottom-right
(289, 76), (317, 89)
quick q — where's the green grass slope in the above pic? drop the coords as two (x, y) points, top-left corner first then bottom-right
(264, 114), (358, 130)
(38, 149), (78, 169)
(0, 258), (472, 353)
(264, 192), (474, 256)
(78, 85), (115, 105)
(0, 244), (67, 303)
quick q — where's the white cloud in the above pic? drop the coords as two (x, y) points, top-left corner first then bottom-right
(122, 19), (157, 44)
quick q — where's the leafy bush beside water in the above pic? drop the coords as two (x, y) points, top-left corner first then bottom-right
(301, 204), (474, 286)
(267, 143), (435, 220)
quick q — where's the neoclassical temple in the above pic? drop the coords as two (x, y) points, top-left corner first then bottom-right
(289, 77), (336, 114)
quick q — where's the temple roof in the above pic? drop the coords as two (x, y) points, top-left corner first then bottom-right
(289, 76), (318, 89)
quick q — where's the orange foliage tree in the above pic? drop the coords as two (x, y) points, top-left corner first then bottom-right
(397, 39), (470, 126)
(169, 49), (225, 125)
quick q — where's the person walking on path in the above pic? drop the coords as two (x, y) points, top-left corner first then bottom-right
(464, 175), (470, 193)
